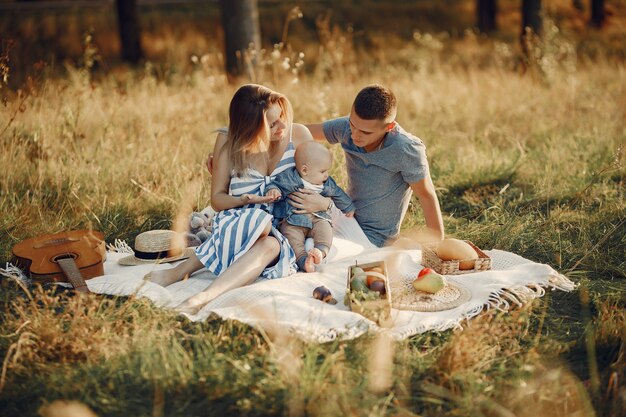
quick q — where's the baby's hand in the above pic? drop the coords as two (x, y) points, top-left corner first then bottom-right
(241, 194), (274, 205)
(265, 188), (282, 201)
(345, 211), (355, 218)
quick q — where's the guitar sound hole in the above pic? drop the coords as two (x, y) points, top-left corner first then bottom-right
(52, 253), (78, 262)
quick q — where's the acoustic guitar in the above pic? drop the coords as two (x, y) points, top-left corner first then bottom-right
(12, 230), (107, 293)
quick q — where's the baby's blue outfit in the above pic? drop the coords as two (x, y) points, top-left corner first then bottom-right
(323, 117), (430, 247)
(266, 166), (356, 227)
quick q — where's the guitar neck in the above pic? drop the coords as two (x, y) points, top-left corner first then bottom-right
(56, 258), (90, 293)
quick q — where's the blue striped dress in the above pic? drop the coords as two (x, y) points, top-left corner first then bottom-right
(194, 136), (297, 280)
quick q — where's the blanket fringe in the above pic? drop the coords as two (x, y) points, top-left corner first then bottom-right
(391, 273), (577, 341)
(547, 273), (577, 291)
(106, 239), (134, 254)
(0, 262), (31, 286)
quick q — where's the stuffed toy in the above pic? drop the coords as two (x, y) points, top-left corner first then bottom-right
(186, 207), (215, 247)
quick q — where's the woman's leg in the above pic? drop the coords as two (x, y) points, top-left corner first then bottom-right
(148, 221), (274, 287)
(146, 255), (205, 287)
(177, 234), (280, 314)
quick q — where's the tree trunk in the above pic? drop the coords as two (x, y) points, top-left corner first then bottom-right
(590, 0), (605, 28)
(220, 0), (261, 79)
(521, 0), (542, 37)
(520, 0), (542, 66)
(476, 0), (497, 33)
(115, 0), (143, 64)
(572, 0), (584, 12)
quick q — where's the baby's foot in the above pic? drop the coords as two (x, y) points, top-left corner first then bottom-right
(144, 269), (183, 287)
(303, 248), (324, 273)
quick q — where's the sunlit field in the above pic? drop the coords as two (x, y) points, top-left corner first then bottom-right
(0, 2), (624, 416)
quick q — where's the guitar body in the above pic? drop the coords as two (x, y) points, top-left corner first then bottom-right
(12, 230), (106, 284)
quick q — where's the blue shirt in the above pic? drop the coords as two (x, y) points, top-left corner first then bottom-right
(267, 166), (356, 229)
(323, 117), (430, 247)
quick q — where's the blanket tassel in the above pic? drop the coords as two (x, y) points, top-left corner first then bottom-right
(106, 239), (134, 254)
(0, 262), (30, 286)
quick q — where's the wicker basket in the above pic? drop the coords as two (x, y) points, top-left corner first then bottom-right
(421, 240), (491, 275)
(346, 261), (393, 327)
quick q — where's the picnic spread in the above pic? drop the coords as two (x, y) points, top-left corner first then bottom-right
(3, 210), (576, 343)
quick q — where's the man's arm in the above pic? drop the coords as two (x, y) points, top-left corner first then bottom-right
(206, 131), (227, 175)
(410, 176), (445, 241)
(304, 123), (327, 142)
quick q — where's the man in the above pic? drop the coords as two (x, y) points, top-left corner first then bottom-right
(292, 84), (444, 247)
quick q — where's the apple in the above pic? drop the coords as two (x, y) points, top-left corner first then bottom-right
(412, 269), (445, 294)
(418, 267), (435, 278)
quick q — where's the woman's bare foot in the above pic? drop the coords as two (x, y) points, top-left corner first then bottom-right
(303, 248), (324, 273)
(145, 255), (204, 287)
(176, 301), (204, 316)
(176, 293), (213, 315)
(144, 268), (184, 287)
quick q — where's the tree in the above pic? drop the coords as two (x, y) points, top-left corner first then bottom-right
(520, 0), (542, 65)
(115, 0), (143, 63)
(590, 0), (605, 27)
(521, 0), (542, 37)
(221, 0), (261, 79)
(476, 0), (497, 33)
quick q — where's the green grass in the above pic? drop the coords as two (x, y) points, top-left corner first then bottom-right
(1, 14), (625, 417)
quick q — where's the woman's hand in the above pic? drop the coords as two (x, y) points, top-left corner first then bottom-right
(288, 188), (330, 214)
(240, 194), (274, 205)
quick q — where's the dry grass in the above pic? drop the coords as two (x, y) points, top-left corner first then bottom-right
(0, 5), (625, 417)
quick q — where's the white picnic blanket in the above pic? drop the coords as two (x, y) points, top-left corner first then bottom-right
(77, 210), (577, 343)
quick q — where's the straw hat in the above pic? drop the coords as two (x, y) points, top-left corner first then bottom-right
(118, 230), (196, 266)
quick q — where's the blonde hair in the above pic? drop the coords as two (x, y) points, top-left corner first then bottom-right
(225, 84), (293, 174)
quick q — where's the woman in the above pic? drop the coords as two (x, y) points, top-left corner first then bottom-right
(147, 84), (316, 314)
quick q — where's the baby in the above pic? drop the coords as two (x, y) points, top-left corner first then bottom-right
(266, 141), (355, 272)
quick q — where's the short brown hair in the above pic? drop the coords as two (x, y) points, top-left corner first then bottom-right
(353, 85), (397, 122)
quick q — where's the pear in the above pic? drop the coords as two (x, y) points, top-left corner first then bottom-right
(350, 274), (368, 292)
(351, 266), (365, 276)
(350, 266), (368, 291)
(412, 269), (445, 294)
